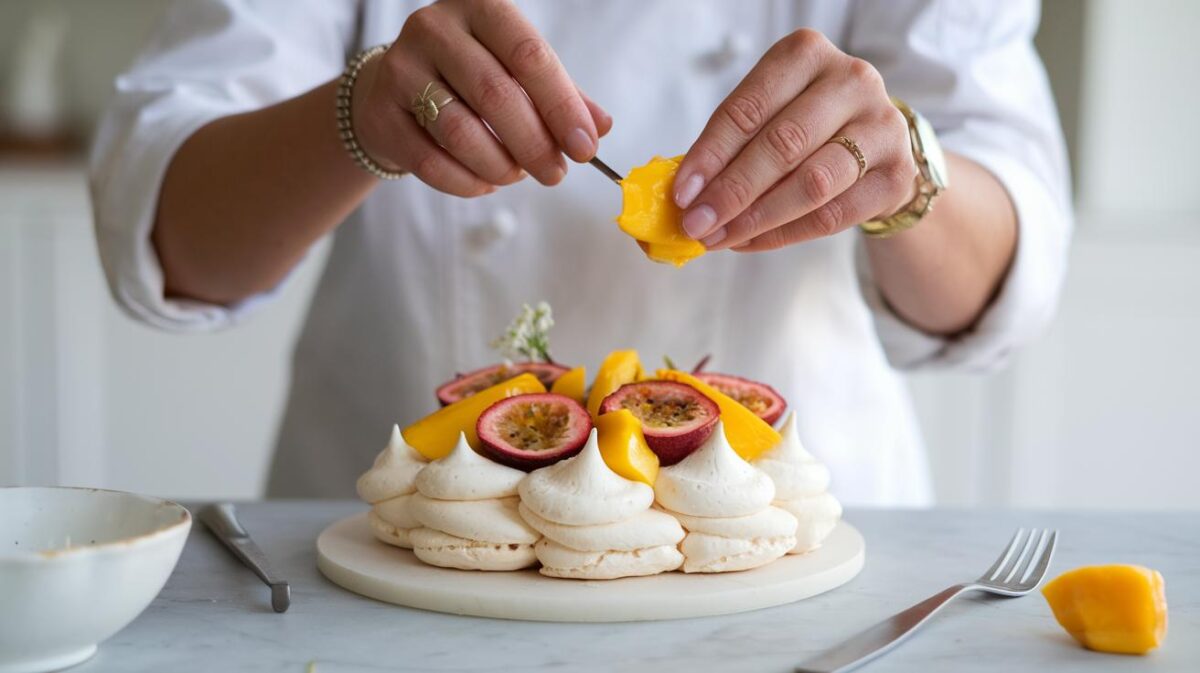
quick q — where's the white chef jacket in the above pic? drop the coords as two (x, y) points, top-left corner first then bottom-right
(90, 0), (1071, 505)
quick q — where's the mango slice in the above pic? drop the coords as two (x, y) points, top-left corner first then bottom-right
(549, 366), (586, 405)
(587, 350), (644, 419)
(1042, 565), (1167, 655)
(637, 240), (704, 268)
(656, 369), (781, 461)
(618, 156), (706, 267)
(403, 373), (546, 460)
(595, 408), (660, 486)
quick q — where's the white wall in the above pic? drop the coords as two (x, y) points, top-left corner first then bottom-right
(912, 0), (1200, 509)
(0, 165), (328, 499)
(2, 0), (1198, 506)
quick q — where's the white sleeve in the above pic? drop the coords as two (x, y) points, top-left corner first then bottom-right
(846, 0), (1073, 371)
(88, 0), (357, 331)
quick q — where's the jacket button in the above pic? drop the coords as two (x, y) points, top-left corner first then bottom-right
(701, 32), (751, 70)
(468, 207), (518, 252)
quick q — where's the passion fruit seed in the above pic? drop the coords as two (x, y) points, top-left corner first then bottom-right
(495, 401), (575, 453)
(711, 385), (772, 416)
(477, 393), (592, 471)
(616, 391), (708, 428)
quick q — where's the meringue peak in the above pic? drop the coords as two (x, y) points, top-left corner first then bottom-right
(759, 412), (817, 463)
(356, 424), (427, 504)
(519, 430), (654, 525)
(415, 432), (526, 500)
(654, 421), (775, 517)
(754, 412), (831, 499)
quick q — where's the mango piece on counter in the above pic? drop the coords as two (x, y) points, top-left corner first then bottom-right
(403, 373), (546, 460)
(595, 408), (660, 486)
(655, 369), (781, 461)
(618, 156), (706, 267)
(549, 366), (586, 406)
(586, 350), (644, 419)
(1042, 564), (1168, 655)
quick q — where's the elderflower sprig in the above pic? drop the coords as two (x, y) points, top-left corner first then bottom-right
(491, 301), (555, 362)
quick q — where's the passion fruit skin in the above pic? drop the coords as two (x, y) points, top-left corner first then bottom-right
(694, 372), (787, 426)
(599, 381), (719, 466)
(476, 393), (593, 471)
(436, 362), (570, 406)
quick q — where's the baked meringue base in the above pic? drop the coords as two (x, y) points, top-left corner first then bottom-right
(678, 532), (795, 573)
(534, 539), (683, 580)
(408, 494), (540, 545)
(775, 493), (843, 554)
(518, 502), (684, 552)
(374, 493), (420, 530)
(368, 509), (415, 549)
(409, 527), (538, 571)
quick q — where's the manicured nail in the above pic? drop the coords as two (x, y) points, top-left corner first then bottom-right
(682, 204), (717, 239)
(565, 127), (595, 160)
(701, 227), (727, 247)
(675, 173), (705, 208)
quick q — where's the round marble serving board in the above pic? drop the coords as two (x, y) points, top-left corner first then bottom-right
(316, 512), (865, 622)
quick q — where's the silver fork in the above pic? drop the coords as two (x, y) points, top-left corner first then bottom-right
(796, 528), (1058, 673)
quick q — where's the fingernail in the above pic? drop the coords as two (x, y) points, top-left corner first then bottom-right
(682, 204), (717, 239)
(565, 127), (595, 160)
(675, 173), (705, 208)
(701, 227), (727, 247)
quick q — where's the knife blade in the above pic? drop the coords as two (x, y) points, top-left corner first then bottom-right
(198, 503), (291, 613)
(589, 156), (624, 184)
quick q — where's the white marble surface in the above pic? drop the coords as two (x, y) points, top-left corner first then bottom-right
(76, 503), (1197, 672)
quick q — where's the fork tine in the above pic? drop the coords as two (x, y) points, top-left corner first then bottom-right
(1002, 528), (1042, 584)
(981, 528), (1026, 582)
(1019, 530), (1058, 588)
(1008, 529), (1049, 584)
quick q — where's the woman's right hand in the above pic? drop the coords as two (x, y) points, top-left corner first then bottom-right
(352, 0), (612, 196)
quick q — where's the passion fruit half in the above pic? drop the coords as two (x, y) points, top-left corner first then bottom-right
(436, 362), (570, 406)
(476, 393), (593, 471)
(598, 381), (719, 465)
(694, 373), (787, 426)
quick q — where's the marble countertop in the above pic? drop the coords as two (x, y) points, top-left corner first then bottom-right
(77, 503), (1196, 672)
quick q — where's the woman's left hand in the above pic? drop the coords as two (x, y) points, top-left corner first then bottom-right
(674, 29), (918, 252)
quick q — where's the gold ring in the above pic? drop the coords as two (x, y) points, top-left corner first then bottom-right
(830, 136), (867, 180)
(411, 82), (456, 128)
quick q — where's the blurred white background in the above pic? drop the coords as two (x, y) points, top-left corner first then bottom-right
(2, 0), (1197, 506)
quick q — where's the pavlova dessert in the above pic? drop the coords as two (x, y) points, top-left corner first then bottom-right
(355, 302), (842, 578)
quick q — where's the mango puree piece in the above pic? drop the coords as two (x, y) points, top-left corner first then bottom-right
(595, 408), (660, 486)
(1042, 564), (1168, 655)
(549, 366), (586, 405)
(618, 156), (706, 267)
(586, 350), (644, 418)
(403, 373), (545, 460)
(656, 369), (781, 461)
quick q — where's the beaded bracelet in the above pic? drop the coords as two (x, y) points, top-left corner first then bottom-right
(336, 44), (405, 180)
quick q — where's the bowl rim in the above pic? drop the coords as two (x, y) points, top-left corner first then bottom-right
(0, 486), (192, 563)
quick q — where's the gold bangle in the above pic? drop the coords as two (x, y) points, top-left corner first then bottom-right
(336, 44), (406, 180)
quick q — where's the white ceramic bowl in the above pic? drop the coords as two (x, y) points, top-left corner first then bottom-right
(0, 487), (191, 673)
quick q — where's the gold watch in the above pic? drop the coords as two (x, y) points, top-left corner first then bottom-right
(860, 97), (948, 238)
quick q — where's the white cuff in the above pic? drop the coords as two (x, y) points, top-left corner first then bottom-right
(90, 106), (283, 332)
(858, 146), (1071, 372)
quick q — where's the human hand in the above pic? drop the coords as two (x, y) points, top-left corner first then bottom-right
(352, 0), (612, 196)
(674, 29), (917, 251)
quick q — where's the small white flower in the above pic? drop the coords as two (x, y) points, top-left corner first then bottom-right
(491, 301), (555, 362)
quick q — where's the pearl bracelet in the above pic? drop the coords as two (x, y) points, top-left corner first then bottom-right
(336, 44), (405, 180)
